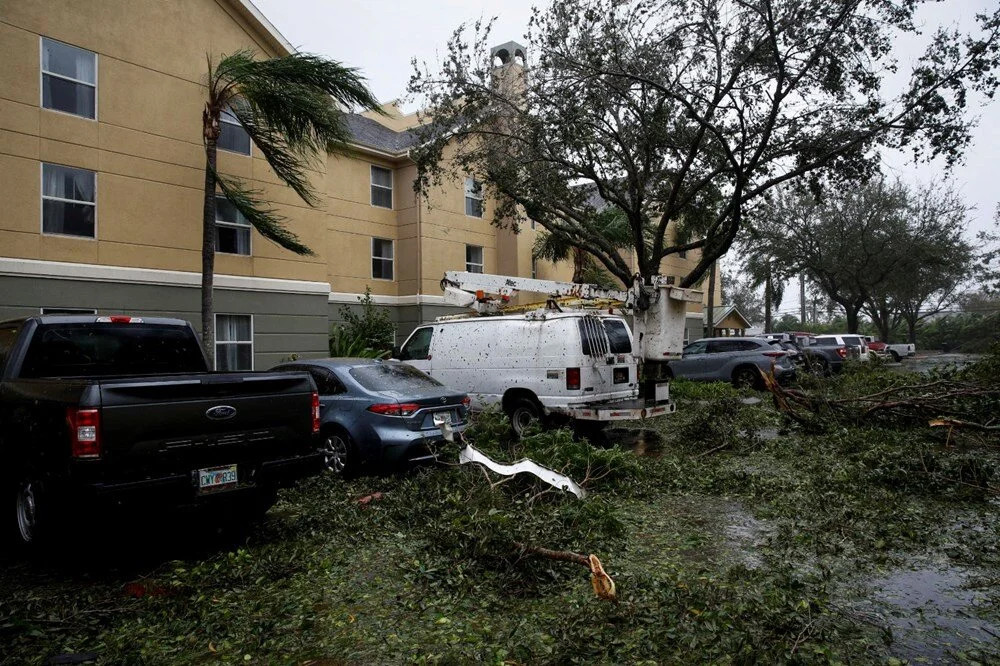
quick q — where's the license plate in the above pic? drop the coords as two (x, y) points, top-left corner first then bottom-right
(198, 464), (238, 493)
(613, 367), (629, 384)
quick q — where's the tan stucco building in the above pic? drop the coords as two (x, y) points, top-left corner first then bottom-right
(0, 0), (719, 369)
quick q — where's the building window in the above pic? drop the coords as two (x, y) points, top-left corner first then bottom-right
(531, 257), (537, 279)
(41, 37), (96, 119)
(372, 237), (394, 280)
(215, 196), (251, 255)
(370, 166), (393, 209)
(465, 177), (483, 217)
(216, 314), (253, 371)
(218, 108), (251, 155)
(42, 163), (96, 238)
(466, 245), (484, 273)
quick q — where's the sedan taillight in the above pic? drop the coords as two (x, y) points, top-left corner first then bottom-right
(67, 407), (101, 458)
(368, 403), (420, 417)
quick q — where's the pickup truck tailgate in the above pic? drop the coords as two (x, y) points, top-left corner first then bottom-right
(97, 373), (314, 478)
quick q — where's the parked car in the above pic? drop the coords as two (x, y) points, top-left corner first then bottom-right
(667, 337), (797, 388)
(270, 358), (469, 476)
(394, 312), (674, 437)
(0, 315), (323, 550)
(813, 334), (870, 362)
(770, 337), (846, 375)
(866, 340), (916, 362)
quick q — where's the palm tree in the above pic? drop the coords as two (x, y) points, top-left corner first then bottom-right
(745, 252), (785, 333)
(201, 49), (381, 366)
(532, 207), (631, 288)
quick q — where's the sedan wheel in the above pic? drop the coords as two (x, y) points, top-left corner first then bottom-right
(321, 434), (350, 475)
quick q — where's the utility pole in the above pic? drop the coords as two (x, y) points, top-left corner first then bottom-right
(800, 274), (806, 325)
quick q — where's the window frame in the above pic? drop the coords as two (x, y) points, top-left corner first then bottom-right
(214, 313), (254, 371)
(217, 108), (252, 156)
(214, 195), (252, 256)
(464, 176), (484, 218)
(399, 326), (433, 361)
(465, 244), (484, 273)
(39, 36), (97, 120)
(370, 165), (393, 209)
(371, 237), (395, 281)
(40, 162), (97, 239)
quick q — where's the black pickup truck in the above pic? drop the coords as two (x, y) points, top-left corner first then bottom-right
(0, 314), (323, 549)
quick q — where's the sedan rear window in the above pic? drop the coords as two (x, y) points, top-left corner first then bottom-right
(349, 362), (442, 391)
(20, 323), (206, 377)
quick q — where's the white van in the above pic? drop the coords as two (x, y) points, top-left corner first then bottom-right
(394, 311), (674, 436)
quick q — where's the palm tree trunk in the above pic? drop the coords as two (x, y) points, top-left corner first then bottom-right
(705, 262), (716, 337)
(202, 137), (218, 368)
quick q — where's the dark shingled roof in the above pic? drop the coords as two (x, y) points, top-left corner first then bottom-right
(344, 114), (419, 154)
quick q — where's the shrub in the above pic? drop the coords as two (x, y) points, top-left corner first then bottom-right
(337, 287), (395, 353)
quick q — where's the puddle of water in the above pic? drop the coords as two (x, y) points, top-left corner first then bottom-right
(850, 559), (1000, 661)
(606, 428), (664, 457)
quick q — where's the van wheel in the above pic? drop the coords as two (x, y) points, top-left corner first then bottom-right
(732, 366), (761, 390)
(890, 350), (900, 363)
(507, 398), (542, 438)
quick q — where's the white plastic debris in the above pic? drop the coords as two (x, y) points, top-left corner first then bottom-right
(434, 413), (587, 499)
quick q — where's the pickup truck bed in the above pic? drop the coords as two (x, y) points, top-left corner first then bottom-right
(0, 315), (322, 549)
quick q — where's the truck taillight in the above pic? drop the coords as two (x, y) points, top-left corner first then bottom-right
(311, 392), (321, 434)
(566, 367), (581, 390)
(96, 315), (142, 323)
(67, 408), (101, 458)
(462, 396), (471, 408)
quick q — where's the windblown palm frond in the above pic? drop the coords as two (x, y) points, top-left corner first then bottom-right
(214, 173), (314, 256)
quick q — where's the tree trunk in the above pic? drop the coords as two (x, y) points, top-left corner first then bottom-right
(906, 317), (917, 344)
(202, 136), (218, 368)
(763, 270), (772, 333)
(572, 248), (584, 283)
(705, 261), (716, 337)
(799, 274), (806, 325)
(845, 306), (860, 334)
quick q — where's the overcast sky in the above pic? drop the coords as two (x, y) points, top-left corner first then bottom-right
(255, 0), (999, 318)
